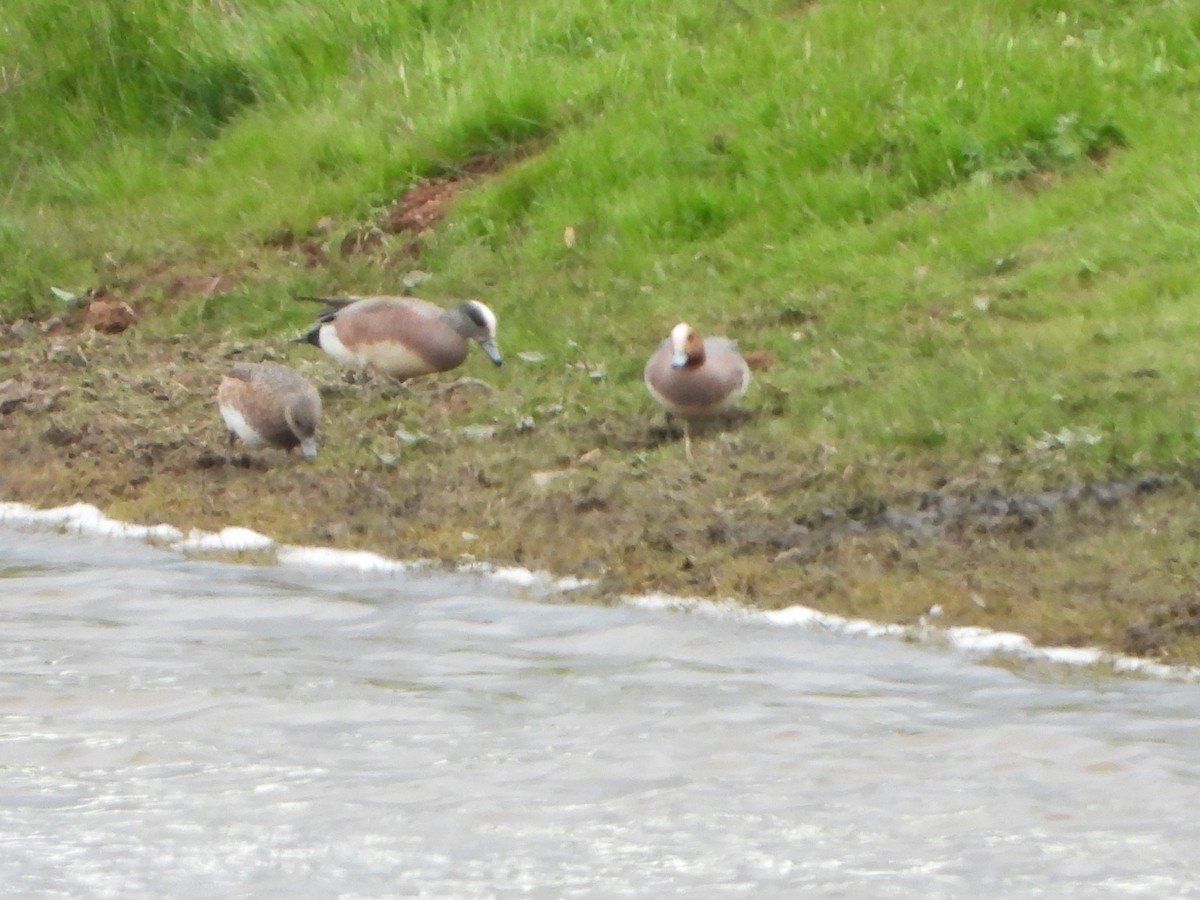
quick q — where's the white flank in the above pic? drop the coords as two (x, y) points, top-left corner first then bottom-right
(317, 324), (367, 368)
(357, 340), (432, 377)
(218, 402), (267, 447)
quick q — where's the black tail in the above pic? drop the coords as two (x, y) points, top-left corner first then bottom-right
(293, 323), (323, 347)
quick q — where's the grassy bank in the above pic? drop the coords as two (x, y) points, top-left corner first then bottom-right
(4, 0), (1200, 663)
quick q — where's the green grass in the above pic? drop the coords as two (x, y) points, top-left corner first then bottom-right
(4, 0), (1200, 475)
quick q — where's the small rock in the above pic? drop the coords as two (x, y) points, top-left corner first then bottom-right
(401, 270), (432, 289)
(48, 343), (89, 367)
(50, 286), (84, 307)
(578, 448), (602, 466)
(531, 470), (569, 487)
(309, 215), (336, 236)
(458, 424), (497, 442)
(86, 297), (138, 334)
(393, 428), (428, 445)
(773, 545), (821, 564)
(516, 415), (536, 433)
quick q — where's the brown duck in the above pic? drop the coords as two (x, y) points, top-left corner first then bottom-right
(217, 362), (322, 459)
(298, 295), (502, 381)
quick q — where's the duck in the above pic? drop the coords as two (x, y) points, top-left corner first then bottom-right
(296, 295), (502, 382)
(644, 322), (751, 459)
(217, 362), (322, 459)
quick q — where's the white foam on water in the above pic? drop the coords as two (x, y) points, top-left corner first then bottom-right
(456, 559), (539, 586)
(172, 526), (275, 553)
(0, 501), (585, 593)
(0, 501), (183, 543)
(452, 559), (593, 591)
(275, 545), (589, 593)
(275, 544), (417, 574)
(1038, 646), (1104, 667)
(2, 500), (1196, 681)
(767, 603), (908, 639)
(626, 593), (1200, 682)
(944, 625), (1033, 655)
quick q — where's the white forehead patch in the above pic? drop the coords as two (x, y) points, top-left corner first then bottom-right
(670, 322), (692, 350)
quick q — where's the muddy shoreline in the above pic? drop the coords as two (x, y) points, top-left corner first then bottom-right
(3, 317), (1199, 666)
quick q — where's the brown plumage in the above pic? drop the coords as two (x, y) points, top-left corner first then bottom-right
(644, 322), (751, 462)
(297, 295), (502, 381)
(644, 322), (751, 419)
(217, 363), (321, 458)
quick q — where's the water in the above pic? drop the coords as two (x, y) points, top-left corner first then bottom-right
(2, 522), (1199, 898)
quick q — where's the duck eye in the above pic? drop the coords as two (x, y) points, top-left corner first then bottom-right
(464, 304), (488, 328)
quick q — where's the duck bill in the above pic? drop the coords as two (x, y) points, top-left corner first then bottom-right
(479, 338), (503, 367)
(299, 438), (318, 460)
(670, 350), (689, 368)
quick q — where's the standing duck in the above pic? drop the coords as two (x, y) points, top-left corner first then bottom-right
(217, 362), (322, 459)
(644, 321), (751, 459)
(297, 295), (502, 382)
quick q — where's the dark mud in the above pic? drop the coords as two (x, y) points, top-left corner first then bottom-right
(753, 475), (1171, 564)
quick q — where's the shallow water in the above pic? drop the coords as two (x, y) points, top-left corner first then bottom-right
(1, 524), (1199, 898)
